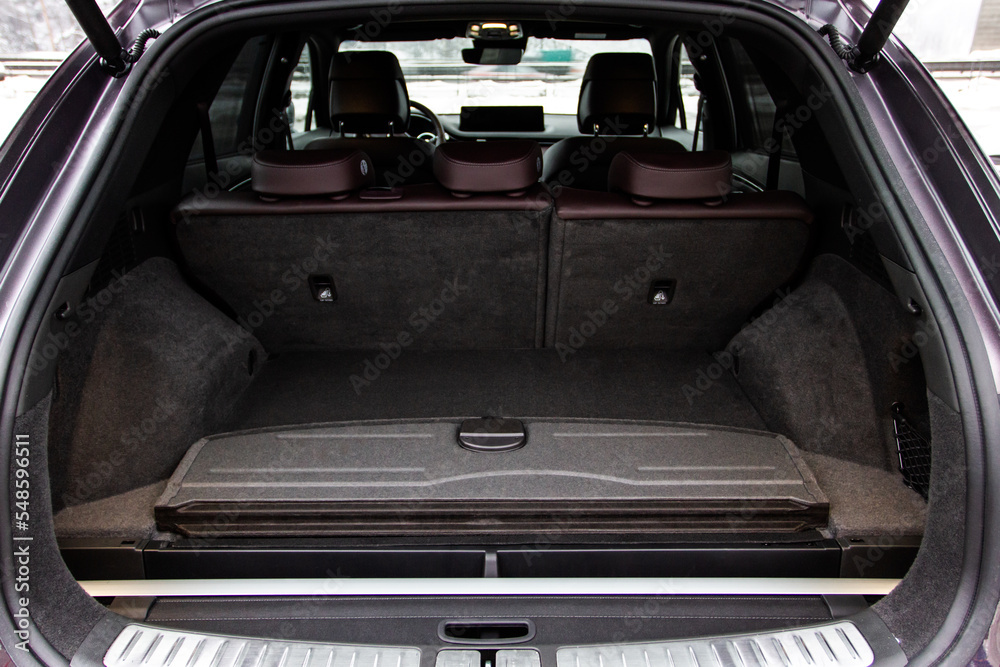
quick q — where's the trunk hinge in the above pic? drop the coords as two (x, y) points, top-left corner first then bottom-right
(63, 0), (160, 77)
(818, 0), (911, 74)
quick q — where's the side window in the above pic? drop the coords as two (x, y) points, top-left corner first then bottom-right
(288, 44), (315, 135)
(728, 41), (796, 159)
(189, 36), (269, 162)
(677, 44), (701, 133)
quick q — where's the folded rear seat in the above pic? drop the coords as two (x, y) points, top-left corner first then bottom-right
(172, 142), (550, 351)
(546, 150), (813, 351)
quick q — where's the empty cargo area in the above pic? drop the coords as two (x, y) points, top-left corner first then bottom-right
(44, 250), (932, 565)
(33, 192), (930, 579)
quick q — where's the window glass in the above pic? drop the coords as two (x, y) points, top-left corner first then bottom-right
(189, 36), (268, 161)
(729, 40), (796, 156)
(678, 44), (701, 132)
(288, 44), (314, 134)
(339, 38), (652, 115)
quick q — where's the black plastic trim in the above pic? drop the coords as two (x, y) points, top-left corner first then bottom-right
(56, 539), (920, 580)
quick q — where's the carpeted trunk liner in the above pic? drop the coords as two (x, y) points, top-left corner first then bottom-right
(226, 349), (765, 430)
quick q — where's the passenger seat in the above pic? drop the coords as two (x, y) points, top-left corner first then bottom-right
(543, 53), (687, 191)
(546, 150), (813, 351)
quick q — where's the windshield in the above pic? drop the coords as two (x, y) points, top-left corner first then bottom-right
(339, 37), (652, 115)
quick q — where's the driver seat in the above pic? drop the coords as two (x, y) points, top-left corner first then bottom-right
(306, 51), (435, 187)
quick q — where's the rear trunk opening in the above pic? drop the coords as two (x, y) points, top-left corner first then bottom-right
(9, 3), (983, 661)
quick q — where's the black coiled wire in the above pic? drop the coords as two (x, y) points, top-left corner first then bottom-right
(818, 24), (858, 62)
(124, 28), (161, 63)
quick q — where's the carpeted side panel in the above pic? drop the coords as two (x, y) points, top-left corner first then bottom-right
(802, 452), (926, 537)
(54, 481), (166, 540)
(729, 255), (905, 470)
(808, 255), (930, 470)
(47, 258), (264, 511)
(12, 394), (108, 657)
(873, 391), (967, 656)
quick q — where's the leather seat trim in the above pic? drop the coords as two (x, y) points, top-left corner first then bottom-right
(553, 187), (814, 223)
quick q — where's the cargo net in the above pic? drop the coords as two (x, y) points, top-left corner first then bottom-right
(892, 403), (932, 500)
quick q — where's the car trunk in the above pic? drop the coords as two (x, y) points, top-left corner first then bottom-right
(7, 0), (993, 656)
(46, 240), (930, 578)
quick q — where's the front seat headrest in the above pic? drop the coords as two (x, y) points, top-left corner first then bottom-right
(329, 51), (410, 134)
(577, 52), (657, 135)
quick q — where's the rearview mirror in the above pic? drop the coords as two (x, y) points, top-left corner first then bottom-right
(462, 47), (523, 65)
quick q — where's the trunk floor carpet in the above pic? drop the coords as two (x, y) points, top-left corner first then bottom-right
(154, 420), (829, 537)
(226, 349), (766, 430)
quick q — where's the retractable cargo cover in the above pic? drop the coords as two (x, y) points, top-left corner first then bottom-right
(155, 420), (829, 537)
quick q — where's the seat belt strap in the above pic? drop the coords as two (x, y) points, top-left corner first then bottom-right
(691, 95), (705, 152)
(281, 91), (295, 151)
(196, 102), (219, 180)
(766, 100), (789, 190)
(676, 81), (687, 130)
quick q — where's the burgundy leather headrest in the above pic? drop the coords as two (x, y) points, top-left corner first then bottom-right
(578, 53), (657, 135)
(329, 51), (409, 133)
(251, 149), (374, 197)
(433, 140), (543, 194)
(608, 150), (733, 200)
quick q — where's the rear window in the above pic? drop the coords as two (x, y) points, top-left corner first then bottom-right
(339, 37), (652, 115)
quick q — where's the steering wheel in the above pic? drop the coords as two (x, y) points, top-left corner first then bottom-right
(408, 100), (446, 147)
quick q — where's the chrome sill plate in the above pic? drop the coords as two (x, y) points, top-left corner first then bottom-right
(556, 621), (874, 667)
(104, 625), (421, 667)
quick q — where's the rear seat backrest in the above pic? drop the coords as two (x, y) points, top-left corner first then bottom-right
(173, 144), (551, 352)
(547, 150), (813, 351)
